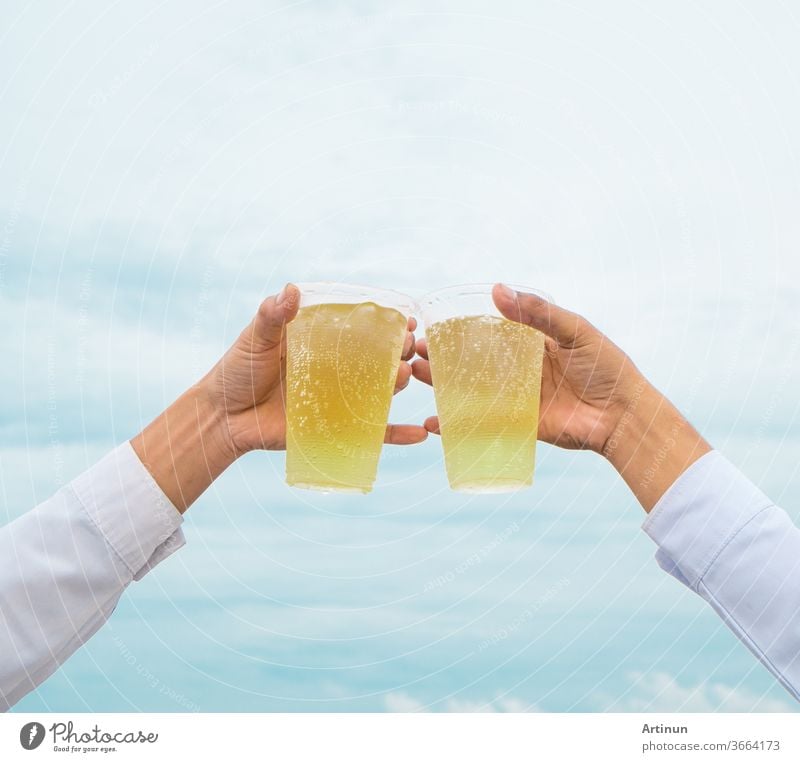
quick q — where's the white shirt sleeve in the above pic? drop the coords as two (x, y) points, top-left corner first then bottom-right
(643, 449), (800, 702)
(0, 442), (185, 711)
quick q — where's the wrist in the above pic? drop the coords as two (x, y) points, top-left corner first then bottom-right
(187, 383), (240, 469)
(603, 382), (711, 512)
(131, 385), (237, 513)
(600, 375), (652, 461)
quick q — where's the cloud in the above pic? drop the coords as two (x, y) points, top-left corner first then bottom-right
(608, 672), (794, 712)
(384, 691), (539, 713)
(384, 692), (426, 712)
(5, 0), (800, 713)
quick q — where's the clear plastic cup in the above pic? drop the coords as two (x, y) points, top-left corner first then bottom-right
(419, 284), (550, 493)
(285, 282), (415, 493)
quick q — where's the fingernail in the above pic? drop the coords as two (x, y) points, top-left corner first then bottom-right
(497, 283), (517, 301)
(276, 283), (290, 306)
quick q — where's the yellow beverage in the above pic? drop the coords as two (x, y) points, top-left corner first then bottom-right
(286, 301), (408, 493)
(427, 315), (544, 492)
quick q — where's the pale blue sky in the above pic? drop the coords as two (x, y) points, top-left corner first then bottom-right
(2, 0), (799, 711)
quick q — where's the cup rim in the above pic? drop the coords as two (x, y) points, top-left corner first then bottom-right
(294, 281), (417, 314)
(419, 282), (553, 307)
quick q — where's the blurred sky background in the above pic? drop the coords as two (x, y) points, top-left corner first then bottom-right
(2, 0), (800, 712)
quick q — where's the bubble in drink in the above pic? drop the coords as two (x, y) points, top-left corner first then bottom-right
(286, 301), (407, 493)
(427, 315), (544, 492)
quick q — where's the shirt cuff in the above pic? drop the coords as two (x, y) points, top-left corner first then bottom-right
(642, 450), (774, 590)
(70, 442), (185, 580)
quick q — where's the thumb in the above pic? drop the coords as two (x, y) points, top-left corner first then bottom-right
(492, 283), (586, 347)
(250, 283), (300, 350)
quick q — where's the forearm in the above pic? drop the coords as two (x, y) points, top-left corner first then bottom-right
(603, 381), (712, 512)
(131, 385), (236, 513)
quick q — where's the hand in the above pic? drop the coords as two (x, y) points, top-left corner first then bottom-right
(201, 283), (427, 456)
(412, 283), (710, 511)
(412, 283), (643, 454)
(133, 284), (426, 512)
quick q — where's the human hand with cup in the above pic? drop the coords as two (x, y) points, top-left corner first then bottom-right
(412, 283), (710, 510)
(131, 283), (426, 511)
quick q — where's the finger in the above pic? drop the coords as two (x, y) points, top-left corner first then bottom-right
(251, 283), (300, 350)
(492, 283), (586, 347)
(402, 329), (416, 361)
(384, 423), (428, 445)
(411, 358), (432, 386)
(394, 362), (412, 393)
(544, 336), (559, 356)
(415, 337), (429, 360)
(423, 416), (440, 435)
